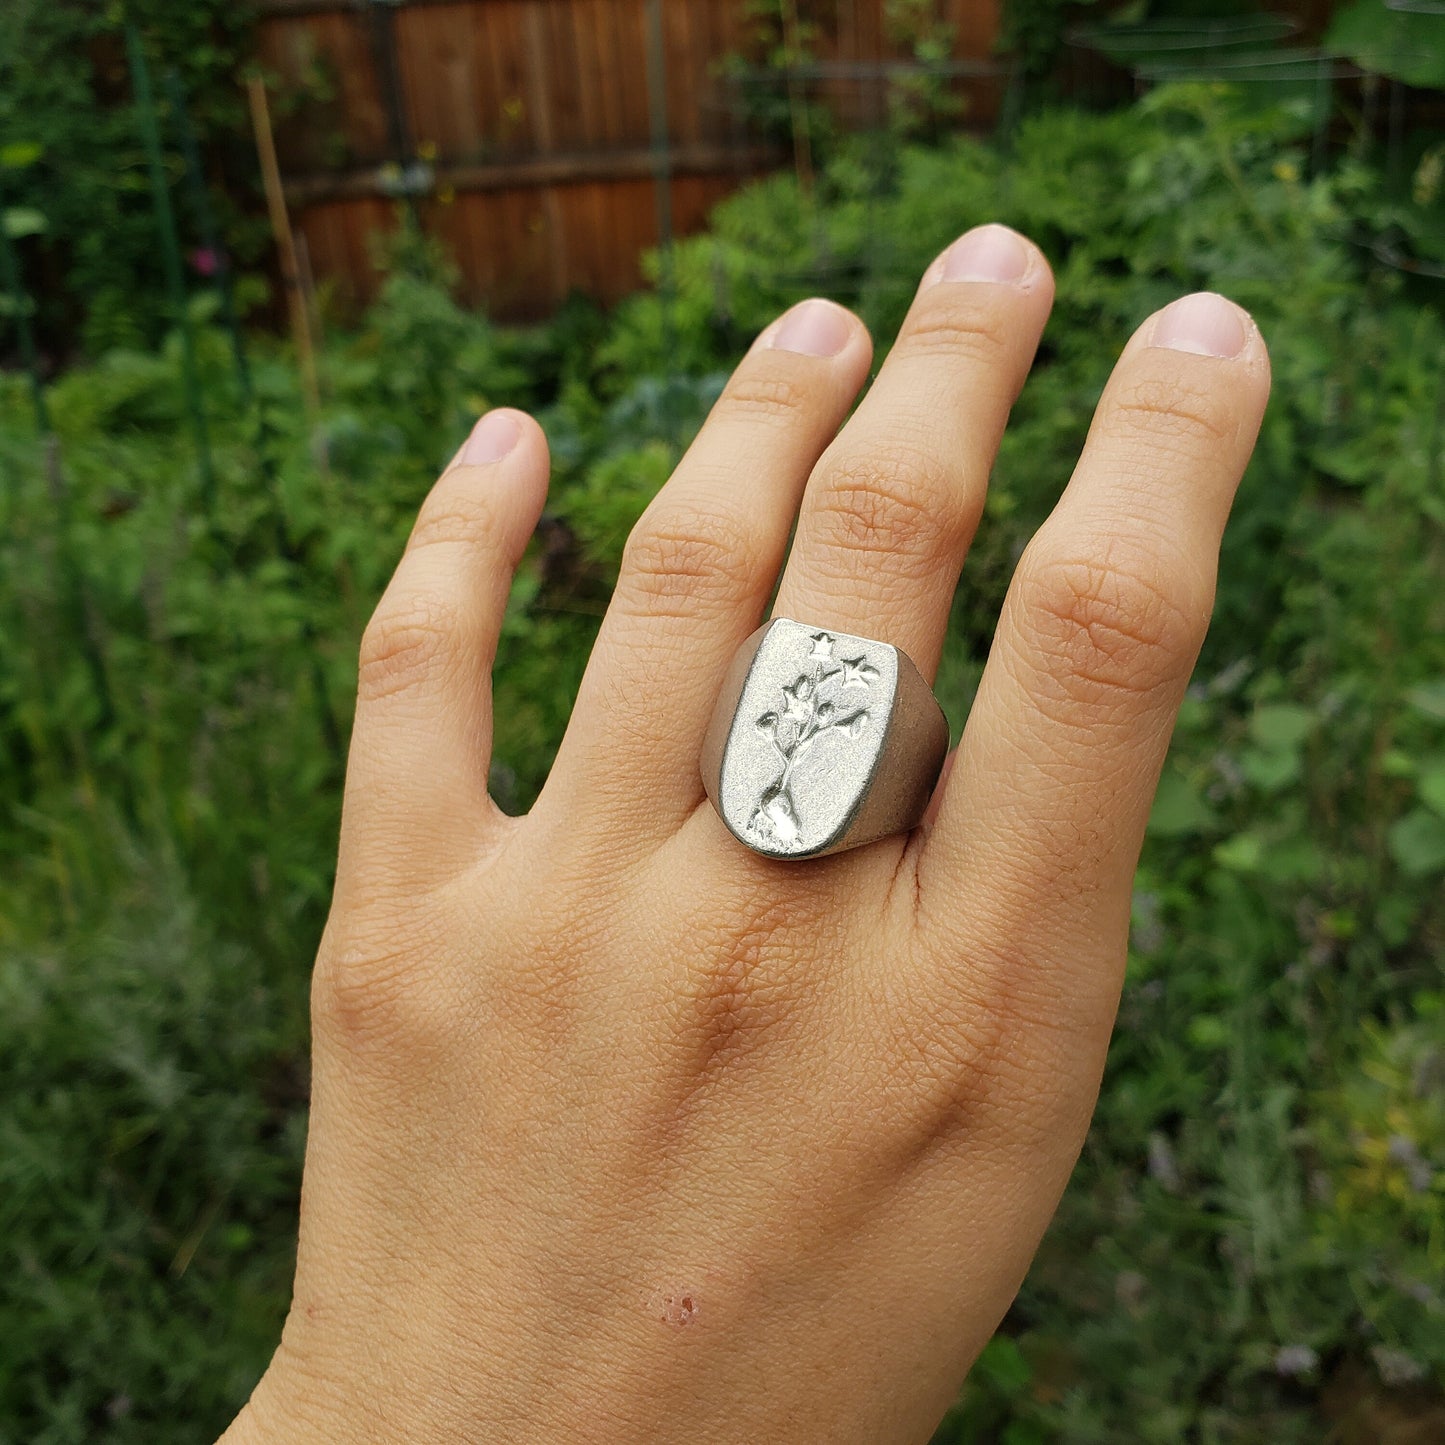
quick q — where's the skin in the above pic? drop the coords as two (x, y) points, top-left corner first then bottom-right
(221, 224), (1270, 1444)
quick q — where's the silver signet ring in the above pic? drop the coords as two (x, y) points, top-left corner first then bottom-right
(700, 618), (949, 859)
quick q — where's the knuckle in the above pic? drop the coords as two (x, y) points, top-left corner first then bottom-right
(408, 490), (509, 556)
(901, 292), (1014, 368)
(1014, 542), (1208, 704)
(715, 367), (819, 423)
(811, 448), (966, 569)
(312, 918), (457, 1060)
(1106, 373), (1236, 449)
(616, 503), (760, 618)
(357, 589), (464, 703)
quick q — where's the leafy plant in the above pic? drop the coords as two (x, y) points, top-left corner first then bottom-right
(1327, 0), (1445, 90)
(0, 0), (259, 358)
(3, 77), (1444, 1445)
(718, 0), (837, 174)
(883, 0), (964, 141)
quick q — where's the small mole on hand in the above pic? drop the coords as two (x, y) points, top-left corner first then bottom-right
(660, 1293), (697, 1327)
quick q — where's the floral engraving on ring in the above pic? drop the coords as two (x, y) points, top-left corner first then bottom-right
(748, 631), (877, 848)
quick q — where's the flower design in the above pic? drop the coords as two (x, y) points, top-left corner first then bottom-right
(781, 676), (812, 721)
(840, 656), (880, 688)
(748, 631), (874, 848)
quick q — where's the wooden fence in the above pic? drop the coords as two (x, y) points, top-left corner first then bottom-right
(253, 1), (1002, 316)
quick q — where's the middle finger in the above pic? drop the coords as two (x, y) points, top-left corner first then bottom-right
(773, 224), (1054, 683)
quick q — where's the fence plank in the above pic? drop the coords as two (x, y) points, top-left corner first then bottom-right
(256, 0), (1003, 315)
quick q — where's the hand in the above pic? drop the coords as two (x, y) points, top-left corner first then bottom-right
(222, 225), (1268, 1445)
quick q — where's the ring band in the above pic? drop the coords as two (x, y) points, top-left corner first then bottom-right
(701, 618), (949, 859)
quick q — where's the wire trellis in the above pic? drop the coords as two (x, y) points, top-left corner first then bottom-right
(1068, 8), (1442, 281)
(703, 53), (1006, 307)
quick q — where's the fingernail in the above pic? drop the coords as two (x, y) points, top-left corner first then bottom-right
(939, 224), (1030, 285)
(1150, 293), (1247, 359)
(769, 298), (853, 357)
(460, 410), (521, 465)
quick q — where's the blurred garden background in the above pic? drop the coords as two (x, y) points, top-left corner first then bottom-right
(2, 1), (1444, 1441)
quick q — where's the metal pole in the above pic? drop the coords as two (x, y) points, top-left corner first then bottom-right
(1309, 54), (1331, 179)
(366, 0), (420, 237)
(643, 0), (678, 413)
(368, 0), (415, 164)
(126, 24), (215, 507)
(644, 0), (675, 259)
(1386, 77), (1405, 188)
(780, 0), (816, 197)
(0, 168), (49, 435)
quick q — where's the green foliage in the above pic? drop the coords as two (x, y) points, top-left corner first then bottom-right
(997, 0), (1102, 79)
(0, 0), (258, 357)
(721, 0), (965, 160)
(1327, 0), (1445, 90)
(3, 81), (1445, 1442)
(719, 0), (838, 158)
(882, 0), (965, 141)
(1, 861), (305, 1443)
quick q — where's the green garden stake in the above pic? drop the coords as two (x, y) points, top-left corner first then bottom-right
(997, 55), (1025, 151)
(1310, 52), (1332, 179)
(125, 24), (215, 510)
(165, 67), (251, 406)
(0, 167), (50, 436)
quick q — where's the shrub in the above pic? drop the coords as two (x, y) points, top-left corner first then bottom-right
(1, 82), (1442, 1442)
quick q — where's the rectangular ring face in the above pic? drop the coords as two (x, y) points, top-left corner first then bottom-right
(716, 618), (899, 857)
